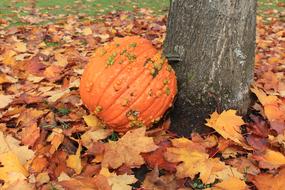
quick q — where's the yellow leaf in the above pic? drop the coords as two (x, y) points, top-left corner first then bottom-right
(82, 27), (93, 35)
(165, 138), (226, 183)
(66, 144), (82, 174)
(83, 114), (101, 129)
(206, 110), (250, 149)
(0, 131), (34, 165)
(14, 42), (27, 53)
(0, 151), (28, 183)
(2, 50), (16, 65)
(212, 177), (247, 190)
(102, 127), (158, 169)
(263, 149), (285, 167)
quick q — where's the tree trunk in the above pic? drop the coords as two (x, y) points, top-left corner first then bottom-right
(164, 0), (256, 136)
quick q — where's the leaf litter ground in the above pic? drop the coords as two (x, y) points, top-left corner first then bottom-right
(0, 1), (285, 190)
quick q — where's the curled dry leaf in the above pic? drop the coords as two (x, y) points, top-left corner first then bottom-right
(102, 127), (158, 169)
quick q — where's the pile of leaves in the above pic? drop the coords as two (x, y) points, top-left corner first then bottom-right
(0, 5), (285, 190)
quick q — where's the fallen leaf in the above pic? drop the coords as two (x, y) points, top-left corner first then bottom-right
(82, 27), (93, 36)
(165, 138), (226, 183)
(47, 128), (65, 154)
(66, 144), (82, 174)
(81, 129), (112, 148)
(14, 42), (27, 53)
(254, 149), (285, 169)
(0, 95), (13, 109)
(83, 114), (102, 129)
(251, 168), (285, 190)
(206, 110), (250, 149)
(0, 131), (34, 165)
(142, 167), (177, 190)
(102, 127), (158, 169)
(59, 176), (111, 190)
(211, 177), (247, 190)
(0, 152), (28, 184)
(100, 168), (137, 190)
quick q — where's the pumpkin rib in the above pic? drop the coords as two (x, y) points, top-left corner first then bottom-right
(105, 52), (166, 124)
(86, 38), (144, 111)
(101, 66), (153, 123)
(142, 71), (177, 126)
(80, 42), (126, 111)
(109, 59), (176, 130)
(106, 60), (167, 127)
(96, 44), (155, 111)
(100, 50), (156, 122)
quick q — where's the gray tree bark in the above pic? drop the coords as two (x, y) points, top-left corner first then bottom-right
(164, 0), (256, 136)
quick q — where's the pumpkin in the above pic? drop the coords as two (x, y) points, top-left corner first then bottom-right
(80, 36), (177, 132)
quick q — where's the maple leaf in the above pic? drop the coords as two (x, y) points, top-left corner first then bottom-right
(206, 110), (251, 149)
(0, 131), (34, 186)
(165, 138), (224, 183)
(102, 127), (158, 169)
(100, 167), (137, 190)
(251, 168), (285, 190)
(66, 144), (82, 174)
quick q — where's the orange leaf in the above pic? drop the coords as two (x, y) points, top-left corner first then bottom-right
(252, 168), (285, 190)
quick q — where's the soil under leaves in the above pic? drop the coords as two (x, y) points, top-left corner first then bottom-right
(0, 2), (285, 190)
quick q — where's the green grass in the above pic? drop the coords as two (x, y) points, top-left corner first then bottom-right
(0, 0), (283, 27)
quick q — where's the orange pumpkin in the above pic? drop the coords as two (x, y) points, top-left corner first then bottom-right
(80, 36), (177, 132)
